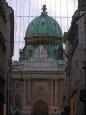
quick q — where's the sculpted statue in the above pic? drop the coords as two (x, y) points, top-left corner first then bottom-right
(36, 45), (48, 57)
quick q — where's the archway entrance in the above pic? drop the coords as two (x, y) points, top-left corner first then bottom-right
(32, 100), (49, 115)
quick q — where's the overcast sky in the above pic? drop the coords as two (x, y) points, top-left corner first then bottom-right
(6, 0), (78, 60)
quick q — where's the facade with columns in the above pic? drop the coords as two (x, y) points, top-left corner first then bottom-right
(11, 5), (65, 115)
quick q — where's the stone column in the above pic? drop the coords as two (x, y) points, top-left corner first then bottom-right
(23, 80), (26, 105)
(51, 80), (53, 106)
(27, 80), (31, 105)
(55, 80), (57, 106)
(57, 80), (60, 107)
(53, 80), (55, 106)
(51, 80), (55, 106)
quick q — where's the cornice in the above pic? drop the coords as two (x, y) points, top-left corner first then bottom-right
(25, 36), (62, 45)
(12, 71), (65, 80)
(12, 70), (65, 75)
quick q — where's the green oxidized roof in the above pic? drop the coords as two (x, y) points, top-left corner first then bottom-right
(25, 12), (62, 38)
(19, 5), (65, 64)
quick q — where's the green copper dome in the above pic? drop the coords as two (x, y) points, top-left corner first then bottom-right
(19, 5), (64, 64)
(25, 12), (62, 38)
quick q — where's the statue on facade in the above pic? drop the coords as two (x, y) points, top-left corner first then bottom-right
(35, 45), (48, 57)
(19, 47), (33, 61)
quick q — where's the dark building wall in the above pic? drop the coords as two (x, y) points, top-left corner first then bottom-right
(64, 3), (86, 114)
(0, 0), (14, 115)
(78, 0), (86, 10)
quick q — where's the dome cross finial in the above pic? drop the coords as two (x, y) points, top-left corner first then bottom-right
(42, 5), (47, 14)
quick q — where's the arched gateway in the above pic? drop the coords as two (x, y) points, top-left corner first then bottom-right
(32, 100), (49, 115)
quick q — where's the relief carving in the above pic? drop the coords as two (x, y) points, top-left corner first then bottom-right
(31, 81), (49, 103)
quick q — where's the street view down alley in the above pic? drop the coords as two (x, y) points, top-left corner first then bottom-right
(0, 0), (86, 115)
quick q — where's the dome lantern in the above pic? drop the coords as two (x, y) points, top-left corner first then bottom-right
(42, 4), (47, 15)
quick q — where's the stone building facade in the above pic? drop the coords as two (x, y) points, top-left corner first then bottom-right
(0, 0), (14, 115)
(12, 61), (65, 115)
(11, 5), (65, 115)
(64, 0), (86, 115)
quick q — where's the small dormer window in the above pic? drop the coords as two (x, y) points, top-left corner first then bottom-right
(42, 22), (44, 25)
(54, 23), (56, 26)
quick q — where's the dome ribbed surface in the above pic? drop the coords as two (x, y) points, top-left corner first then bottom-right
(25, 13), (62, 38)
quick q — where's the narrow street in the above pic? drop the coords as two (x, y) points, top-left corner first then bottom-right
(0, 0), (86, 115)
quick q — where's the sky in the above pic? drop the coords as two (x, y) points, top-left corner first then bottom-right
(6, 0), (78, 60)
